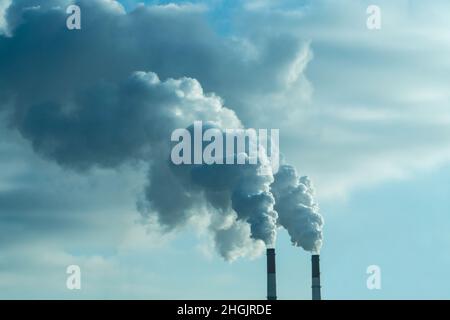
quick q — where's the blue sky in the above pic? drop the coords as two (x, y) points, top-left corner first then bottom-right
(0, 0), (449, 299)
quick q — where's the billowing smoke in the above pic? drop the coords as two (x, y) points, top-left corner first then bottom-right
(0, 0), (319, 260)
(140, 116), (279, 255)
(271, 164), (324, 253)
(17, 69), (279, 260)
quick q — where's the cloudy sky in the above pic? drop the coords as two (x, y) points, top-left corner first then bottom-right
(1, 0), (450, 299)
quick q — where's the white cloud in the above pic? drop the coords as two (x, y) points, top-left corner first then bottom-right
(237, 0), (450, 199)
(0, 0), (11, 35)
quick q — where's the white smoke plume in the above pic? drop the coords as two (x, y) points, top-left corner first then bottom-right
(271, 164), (324, 253)
(0, 0), (316, 261)
(11, 68), (279, 260)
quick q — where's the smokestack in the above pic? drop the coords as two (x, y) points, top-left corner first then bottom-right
(311, 254), (321, 300)
(266, 248), (277, 300)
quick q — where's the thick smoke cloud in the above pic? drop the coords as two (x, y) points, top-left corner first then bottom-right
(271, 164), (324, 253)
(19, 71), (240, 169)
(18, 67), (278, 259)
(0, 0), (310, 126)
(0, 0), (315, 260)
(140, 121), (278, 255)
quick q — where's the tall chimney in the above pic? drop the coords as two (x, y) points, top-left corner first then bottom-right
(266, 248), (277, 300)
(311, 254), (321, 300)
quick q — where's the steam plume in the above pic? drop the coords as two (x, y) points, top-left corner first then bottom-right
(271, 164), (324, 253)
(0, 0), (320, 260)
(12, 69), (279, 260)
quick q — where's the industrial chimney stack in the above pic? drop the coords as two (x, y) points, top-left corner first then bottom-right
(266, 248), (277, 300)
(311, 254), (321, 300)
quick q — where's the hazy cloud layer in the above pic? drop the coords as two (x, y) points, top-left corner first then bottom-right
(239, 0), (450, 198)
